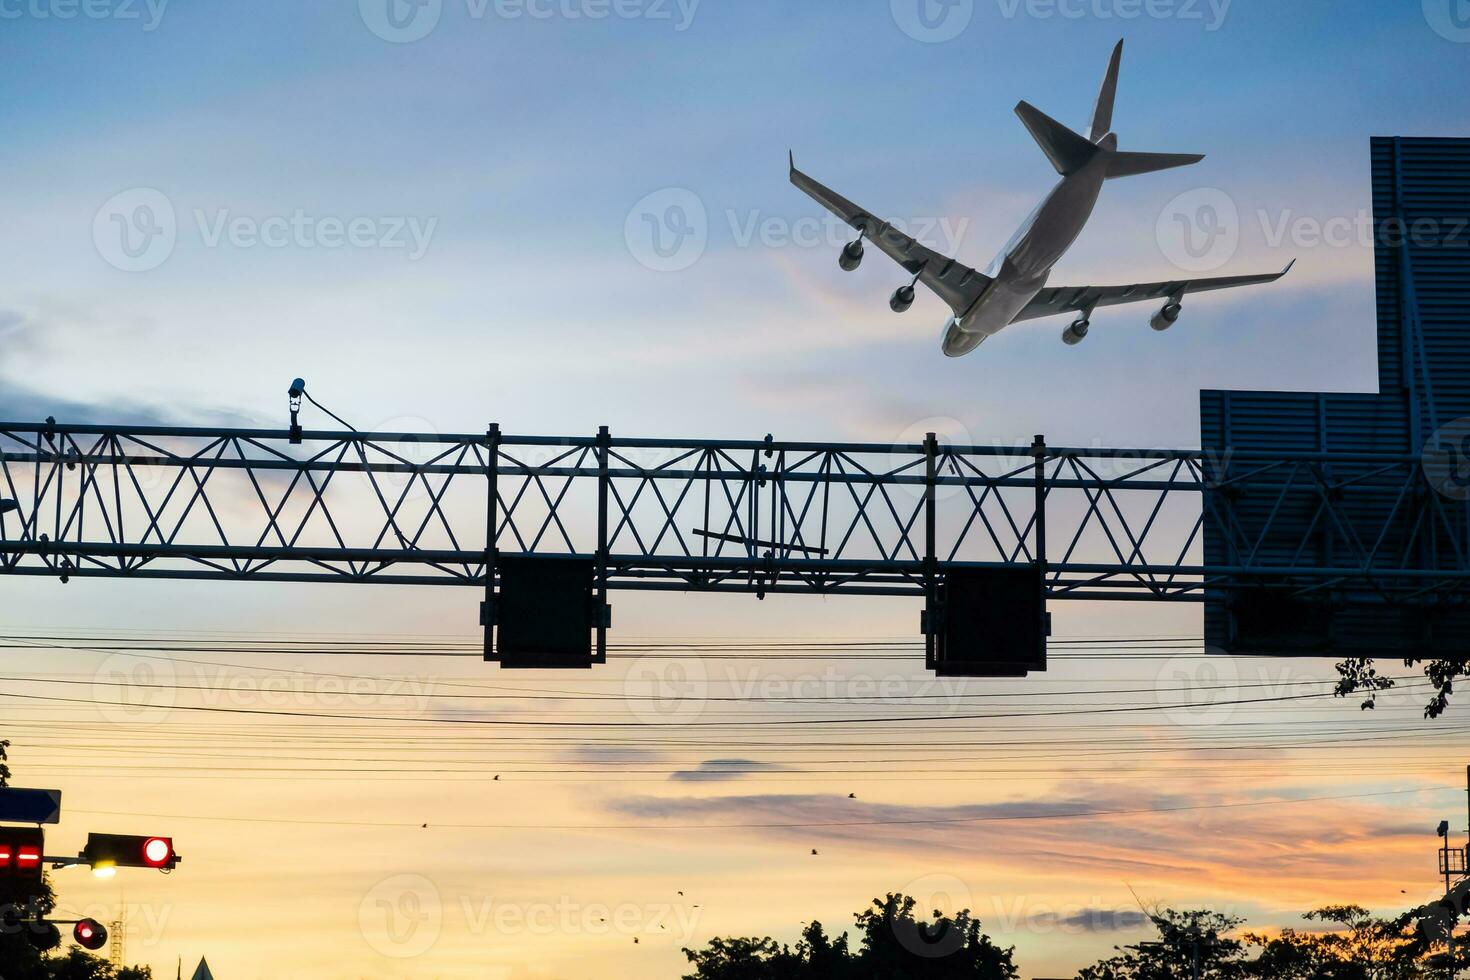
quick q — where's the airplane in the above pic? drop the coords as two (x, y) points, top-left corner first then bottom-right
(789, 39), (1293, 357)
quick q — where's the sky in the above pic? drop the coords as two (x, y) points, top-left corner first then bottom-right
(2, 0), (1470, 977)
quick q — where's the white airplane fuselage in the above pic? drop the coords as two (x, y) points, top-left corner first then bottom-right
(940, 136), (1114, 357)
(791, 39), (1290, 357)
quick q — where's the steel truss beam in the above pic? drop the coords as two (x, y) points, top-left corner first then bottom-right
(0, 421), (1464, 605)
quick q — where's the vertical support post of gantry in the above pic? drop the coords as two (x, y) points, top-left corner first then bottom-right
(923, 432), (938, 671)
(595, 425), (611, 664)
(482, 423), (501, 662)
(1032, 434), (1049, 670)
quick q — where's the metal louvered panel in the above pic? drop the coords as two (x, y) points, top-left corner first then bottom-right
(1202, 137), (1470, 656)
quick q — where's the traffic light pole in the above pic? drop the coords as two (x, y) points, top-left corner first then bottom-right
(1449, 858), (1458, 980)
(42, 854), (90, 869)
(1460, 762), (1470, 980)
(1443, 764), (1470, 980)
(1453, 765), (1470, 980)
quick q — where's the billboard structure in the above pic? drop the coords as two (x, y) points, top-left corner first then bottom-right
(1202, 137), (1470, 655)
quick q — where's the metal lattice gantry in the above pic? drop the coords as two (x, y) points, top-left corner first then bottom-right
(0, 419), (1466, 607)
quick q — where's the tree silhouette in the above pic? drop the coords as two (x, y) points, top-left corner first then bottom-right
(1335, 654), (1469, 718)
(1076, 908), (1247, 980)
(1074, 904), (1455, 980)
(681, 892), (1017, 979)
(1244, 905), (1430, 980)
(854, 893), (1018, 979)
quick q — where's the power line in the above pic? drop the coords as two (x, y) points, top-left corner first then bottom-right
(0, 682), (1410, 728)
(5, 716), (1456, 744)
(0, 671), (1404, 705)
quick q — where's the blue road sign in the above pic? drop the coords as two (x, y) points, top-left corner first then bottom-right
(0, 787), (63, 825)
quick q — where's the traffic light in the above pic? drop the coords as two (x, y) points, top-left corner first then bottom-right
(0, 827), (44, 879)
(72, 918), (108, 951)
(24, 920), (61, 952)
(82, 833), (178, 871)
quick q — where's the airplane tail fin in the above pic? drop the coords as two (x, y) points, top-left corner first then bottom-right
(1015, 101), (1100, 177)
(1090, 39), (1123, 142)
(1105, 151), (1205, 179)
(1020, 39), (1204, 181)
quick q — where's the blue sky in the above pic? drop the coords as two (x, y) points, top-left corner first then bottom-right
(2, 0), (1468, 452)
(4, 3), (1470, 977)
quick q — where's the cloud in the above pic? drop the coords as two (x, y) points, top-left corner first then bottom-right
(604, 782), (1445, 907)
(1031, 908), (1149, 933)
(669, 758), (790, 782)
(0, 306), (257, 427)
(0, 383), (173, 427)
(610, 789), (1133, 825)
(564, 744), (669, 766)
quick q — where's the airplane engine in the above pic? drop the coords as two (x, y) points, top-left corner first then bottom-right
(889, 284), (916, 313)
(839, 239), (864, 272)
(1149, 302), (1182, 332)
(1062, 318), (1090, 346)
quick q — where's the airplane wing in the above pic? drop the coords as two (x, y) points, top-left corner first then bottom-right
(789, 153), (991, 316)
(1013, 261), (1295, 323)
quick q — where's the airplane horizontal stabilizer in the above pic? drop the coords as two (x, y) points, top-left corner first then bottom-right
(1104, 151), (1205, 179)
(1014, 101), (1099, 177)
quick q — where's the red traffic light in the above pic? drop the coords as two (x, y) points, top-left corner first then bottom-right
(141, 836), (173, 868)
(83, 833), (179, 871)
(73, 918), (109, 951)
(0, 827), (45, 879)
